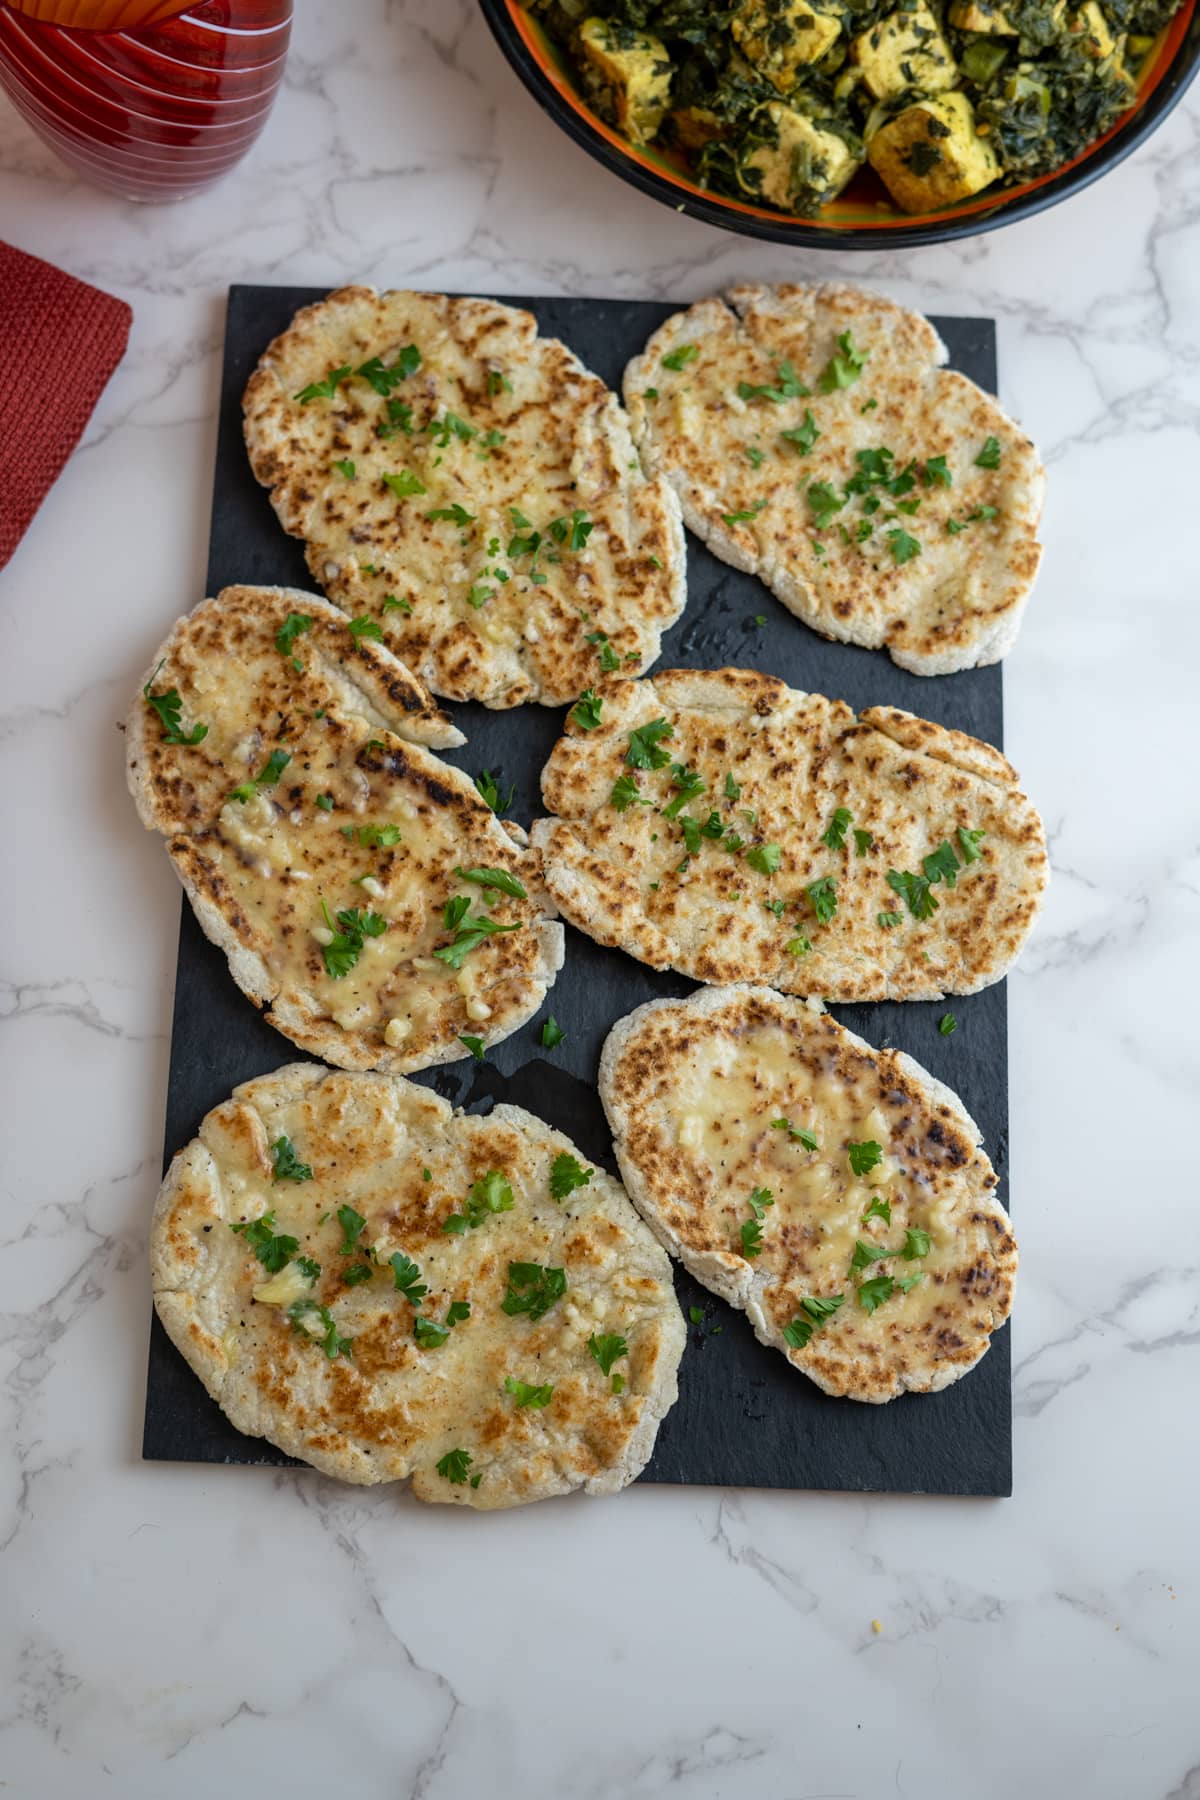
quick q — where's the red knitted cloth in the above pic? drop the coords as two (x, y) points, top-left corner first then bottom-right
(0, 240), (132, 571)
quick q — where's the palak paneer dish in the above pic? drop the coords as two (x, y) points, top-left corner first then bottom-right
(524, 0), (1180, 215)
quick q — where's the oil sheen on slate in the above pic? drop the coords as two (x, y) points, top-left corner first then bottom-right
(142, 286), (1012, 1498)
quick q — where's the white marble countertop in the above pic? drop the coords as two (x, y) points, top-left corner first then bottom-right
(2, 3), (1198, 1795)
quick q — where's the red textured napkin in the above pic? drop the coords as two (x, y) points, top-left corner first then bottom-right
(0, 240), (132, 572)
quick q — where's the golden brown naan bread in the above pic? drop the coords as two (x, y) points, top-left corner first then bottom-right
(244, 286), (687, 707)
(126, 585), (562, 1072)
(153, 1062), (685, 1506)
(624, 283), (1044, 675)
(600, 986), (1017, 1402)
(531, 667), (1046, 1003)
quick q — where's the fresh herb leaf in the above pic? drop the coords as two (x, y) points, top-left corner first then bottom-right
(781, 410), (821, 456)
(853, 828), (874, 856)
(332, 458), (355, 480)
(316, 794), (334, 811)
(571, 688), (603, 731)
(288, 1300), (352, 1359)
(436, 1448), (473, 1484)
(807, 480), (845, 529)
(342, 1261), (374, 1286)
(851, 1238), (894, 1270)
(662, 343), (699, 371)
(335, 1205), (367, 1256)
(453, 865), (527, 899)
(958, 826), (986, 864)
(772, 1118), (818, 1151)
(848, 1140), (883, 1177)
(862, 1196), (892, 1226)
(319, 902), (388, 979)
(142, 667), (208, 746)
(548, 508), (594, 552)
(887, 869), (938, 921)
(662, 763), (706, 819)
(382, 470), (426, 500)
(738, 360), (809, 403)
(390, 1252), (428, 1303)
(414, 1316), (451, 1349)
(818, 331), (868, 393)
(502, 1261), (567, 1323)
(426, 504), (475, 526)
(857, 1275), (895, 1314)
(887, 528), (921, 565)
(442, 1168), (515, 1235)
(504, 1376), (553, 1408)
(903, 1228), (931, 1259)
(939, 1012), (958, 1037)
(923, 454), (952, 488)
(586, 630), (621, 673)
(540, 1016), (565, 1050)
(724, 773), (742, 801)
(549, 1152), (592, 1201)
(821, 806), (852, 851)
(748, 1187), (774, 1219)
(923, 840), (960, 887)
(352, 823), (402, 848)
(610, 772), (652, 812)
(230, 1210), (298, 1273)
(877, 910), (903, 929)
(434, 906), (521, 970)
(348, 616), (384, 642)
(975, 435), (1002, 469)
(474, 769), (514, 816)
(786, 935), (812, 957)
(625, 717), (674, 770)
(271, 1136), (312, 1183)
(381, 593), (413, 615)
(446, 1300), (471, 1326)
(807, 875), (837, 923)
(458, 1034), (487, 1060)
(275, 612), (313, 659)
(746, 446), (765, 468)
(896, 1274), (924, 1294)
(740, 1217), (764, 1258)
(782, 1293), (844, 1348)
(723, 499), (768, 527)
(688, 1306), (704, 1326)
(589, 1332), (628, 1376)
(294, 365), (352, 403)
(746, 843), (782, 875)
(487, 369), (512, 395)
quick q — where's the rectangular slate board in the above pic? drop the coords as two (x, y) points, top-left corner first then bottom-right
(143, 286), (1011, 1497)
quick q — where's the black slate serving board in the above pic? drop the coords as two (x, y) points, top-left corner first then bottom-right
(143, 286), (1012, 1497)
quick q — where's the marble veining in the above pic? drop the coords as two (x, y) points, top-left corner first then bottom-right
(1, 1), (1198, 1794)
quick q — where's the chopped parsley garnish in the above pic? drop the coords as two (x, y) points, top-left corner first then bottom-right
(738, 360), (808, 403)
(549, 1152), (592, 1201)
(355, 348), (419, 396)
(689, 1306), (704, 1326)
(897, 1274), (924, 1294)
(854, 828), (874, 856)
(336, 1204), (367, 1256)
(548, 508), (594, 552)
(319, 902), (387, 979)
(611, 772), (652, 812)
(230, 1210), (298, 1273)
(348, 616), (384, 641)
(958, 826), (986, 864)
(848, 1140), (883, 1177)
(586, 630), (621, 673)
(382, 470), (426, 499)
(229, 747), (291, 802)
(887, 528), (922, 565)
(857, 1275), (894, 1314)
(923, 840), (960, 887)
(288, 1300), (352, 1359)
(723, 499), (768, 527)
(772, 1118), (818, 1151)
(923, 455), (952, 488)
(442, 1169), (515, 1235)
(271, 1135), (312, 1184)
(571, 688), (603, 731)
(782, 1293), (844, 1349)
(662, 762), (706, 819)
(474, 769), (514, 816)
(939, 1012), (958, 1037)
(662, 343), (699, 371)
(458, 1034), (487, 1060)
(806, 481), (845, 530)
(862, 1196), (891, 1226)
(975, 435), (1002, 469)
(316, 794), (334, 811)
(746, 446), (765, 468)
(746, 843), (782, 875)
(851, 1238), (895, 1270)
(452, 865), (527, 899)
(143, 666), (208, 746)
(382, 593), (413, 615)
(821, 806), (852, 851)
(349, 822), (402, 848)
(447, 1300), (471, 1326)
(502, 1261), (567, 1322)
(724, 773), (742, 801)
(786, 935), (812, 957)
(434, 905), (521, 970)
(426, 504), (475, 526)
(807, 875), (837, 924)
(414, 1316), (451, 1349)
(504, 1376), (553, 1408)
(436, 1448), (473, 1484)
(425, 411), (477, 448)
(781, 410), (821, 456)
(390, 1252), (428, 1303)
(540, 1015), (565, 1049)
(294, 365), (352, 403)
(886, 868), (938, 921)
(588, 1333), (628, 1376)
(275, 612), (313, 660)
(740, 1217), (764, 1258)
(487, 369), (512, 395)
(877, 910), (904, 929)
(342, 1262), (374, 1287)
(818, 331), (868, 393)
(332, 458), (355, 480)
(625, 717), (674, 770)
(904, 1227), (931, 1259)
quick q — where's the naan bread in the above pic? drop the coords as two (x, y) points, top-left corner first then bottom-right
(153, 1062), (685, 1506)
(600, 986), (1016, 1403)
(127, 585), (563, 1072)
(244, 286), (687, 707)
(531, 668), (1046, 1003)
(624, 283), (1044, 675)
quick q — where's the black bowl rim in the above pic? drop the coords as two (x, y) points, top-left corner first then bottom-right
(478, 0), (1200, 249)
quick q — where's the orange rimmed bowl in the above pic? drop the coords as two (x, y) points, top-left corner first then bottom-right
(479, 0), (1199, 246)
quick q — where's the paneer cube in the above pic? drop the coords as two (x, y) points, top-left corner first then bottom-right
(949, 0), (1018, 33)
(867, 91), (1000, 211)
(743, 101), (861, 210)
(577, 16), (673, 145)
(732, 0), (843, 94)
(850, 2), (958, 100)
(1066, 1), (1117, 57)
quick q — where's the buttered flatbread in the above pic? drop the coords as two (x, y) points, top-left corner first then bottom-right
(244, 287), (687, 708)
(153, 1062), (685, 1506)
(531, 668), (1046, 1003)
(625, 283), (1045, 675)
(126, 585), (562, 1072)
(600, 986), (1016, 1403)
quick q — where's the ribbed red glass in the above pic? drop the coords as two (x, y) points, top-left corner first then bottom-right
(0, 0), (292, 201)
